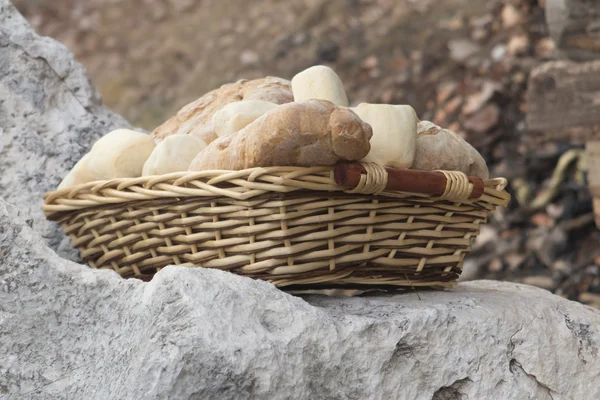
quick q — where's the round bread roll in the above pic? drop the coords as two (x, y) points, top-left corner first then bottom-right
(58, 129), (156, 189)
(413, 121), (489, 179)
(57, 154), (96, 189)
(142, 135), (207, 176)
(87, 129), (156, 179)
(212, 100), (278, 138)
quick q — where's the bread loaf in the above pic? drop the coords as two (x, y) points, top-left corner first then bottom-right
(291, 65), (349, 106)
(354, 103), (417, 169)
(189, 100), (372, 171)
(86, 129), (156, 180)
(58, 129), (156, 189)
(413, 121), (489, 179)
(152, 77), (293, 144)
(142, 135), (207, 176)
(58, 154), (96, 189)
(212, 100), (278, 138)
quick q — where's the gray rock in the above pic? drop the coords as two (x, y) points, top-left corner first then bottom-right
(0, 0), (131, 260)
(1, 196), (599, 400)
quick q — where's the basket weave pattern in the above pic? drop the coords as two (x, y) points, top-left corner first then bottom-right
(43, 166), (510, 288)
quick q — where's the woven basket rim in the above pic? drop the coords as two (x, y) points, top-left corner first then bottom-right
(43, 165), (511, 288)
(42, 166), (510, 218)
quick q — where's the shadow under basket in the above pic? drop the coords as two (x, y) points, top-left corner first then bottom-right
(42, 163), (510, 290)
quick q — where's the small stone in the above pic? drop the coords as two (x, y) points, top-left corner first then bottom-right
(507, 34), (530, 57)
(441, 15), (464, 30)
(546, 203), (564, 219)
(459, 259), (482, 281)
(491, 44), (507, 62)
(523, 276), (554, 290)
(317, 39), (340, 62)
(526, 227), (548, 252)
(501, 4), (522, 28)
(538, 228), (569, 267)
(369, 68), (381, 78)
(462, 81), (498, 115)
(362, 55), (378, 69)
(436, 82), (458, 104)
(448, 122), (461, 132)
(471, 14), (493, 29)
(293, 32), (308, 45)
(472, 28), (489, 42)
(488, 258), (503, 272)
(552, 260), (572, 273)
(443, 96), (463, 117)
(240, 49), (259, 65)
(381, 88), (394, 104)
(448, 38), (480, 63)
(473, 225), (499, 251)
(531, 213), (555, 227)
(505, 253), (526, 271)
(433, 109), (447, 125)
(464, 103), (500, 133)
(535, 37), (556, 59)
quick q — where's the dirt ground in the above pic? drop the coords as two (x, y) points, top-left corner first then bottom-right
(13, 0), (600, 308)
(14, 0), (487, 128)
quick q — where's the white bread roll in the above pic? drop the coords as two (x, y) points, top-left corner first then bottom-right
(142, 135), (207, 176)
(57, 154), (97, 189)
(291, 65), (349, 106)
(354, 103), (417, 169)
(212, 100), (278, 137)
(87, 129), (156, 179)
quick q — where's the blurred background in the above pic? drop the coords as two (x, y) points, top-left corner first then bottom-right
(13, 0), (600, 308)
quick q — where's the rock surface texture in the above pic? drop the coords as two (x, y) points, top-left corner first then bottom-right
(0, 0), (130, 259)
(1, 197), (600, 400)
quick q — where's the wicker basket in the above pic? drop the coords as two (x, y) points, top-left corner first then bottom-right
(42, 163), (510, 289)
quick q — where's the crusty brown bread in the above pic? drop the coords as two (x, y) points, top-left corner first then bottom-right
(188, 100), (373, 171)
(152, 77), (293, 144)
(412, 121), (489, 179)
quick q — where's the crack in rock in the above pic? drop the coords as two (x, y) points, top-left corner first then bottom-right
(564, 313), (598, 364)
(509, 359), (556, 400)
(432, 378), (473, 400)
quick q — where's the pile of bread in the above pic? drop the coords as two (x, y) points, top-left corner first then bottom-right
(58, 65), (488, 190)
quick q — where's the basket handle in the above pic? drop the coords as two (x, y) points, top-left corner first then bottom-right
(334, 163), (485, 200)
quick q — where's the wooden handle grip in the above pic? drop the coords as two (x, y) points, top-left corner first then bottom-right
(334, 163), (485, 199)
